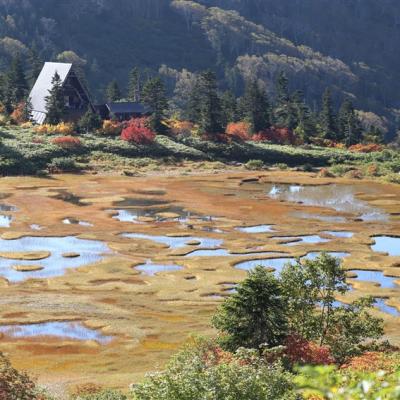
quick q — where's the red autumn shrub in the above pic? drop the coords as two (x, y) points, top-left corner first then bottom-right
(284, 334), (334, 365)
(52, 136), (81, 149)
(253, 127), (297, 145)
(121, 118), (156, 144)
(348, 143), (383, 153)
(226, 121), (251, 141)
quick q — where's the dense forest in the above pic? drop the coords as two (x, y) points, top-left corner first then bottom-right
(0, 0), (400, 137)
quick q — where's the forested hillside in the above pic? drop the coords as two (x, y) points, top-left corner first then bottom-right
(0, 0), (399, 135)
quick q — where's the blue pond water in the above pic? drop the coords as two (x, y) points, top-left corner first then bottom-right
(0, 215), (12, 227)
(235, 252), (350, 273)
(371, 236), (400, 256)
(135, 262), (183, 276)
(265, 184), (387, 222)
(121, 233), (223, 249)
(236, 225), (274, 233)
(348, 270), (399, 289)
(291, 212), (347, 223)
(323, 231), (354, 238)
(0, 322), (113, 343)
(374, 299), (400, 317)
(274, 235), (330, 246)
(0, 236), (110, 282)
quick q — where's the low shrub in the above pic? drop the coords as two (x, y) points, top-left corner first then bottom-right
(0, 114), (9, 126)
(34, 122), (75, 135)
(348, 143), (384, 153)
(253, 127), (297, 145)
(121, 118), (156, 145)
(52, 136), (82, 149)
(47, 157), (79, 173)
(226, 121), (251, 141)
(101, 120), (123, 136)
(245, 159), (265, 170)
(168, 119), (196, 138)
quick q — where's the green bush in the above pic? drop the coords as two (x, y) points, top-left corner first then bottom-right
(77, 389), (128, 400)
(47, 157), (80, 173)
(245, 159), (265, 170)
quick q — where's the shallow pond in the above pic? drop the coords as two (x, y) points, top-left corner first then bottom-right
(0, 236), (110, 282)
(121, 233), (223, 249)
(0, 215), (12, 227)
(263, 183), (387, 221)
(374, 299), (400, 317)
(0, 322), (113, 343)
(291, 212), (347, 223)
(371, 236), (400, 256)
(236, 225), (274, 233)
(135, 261), (183, 276)
(273, 235), (331, 246)
(323, 231), (354, 238)
(348, 270), (399, 289)
(235, 252), (350, 273)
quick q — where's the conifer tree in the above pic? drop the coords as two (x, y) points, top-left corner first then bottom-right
(22, 97), (33, 122)
(27, 46), (43, 85)
(142, 77), (169, 134)
(292, 90), (316, 143)
(319, 88), (338, 140)
(274, 72), (296, 129)
(45, 72), (65, 125)
(188, 71), (224, 137)
(128, 67), (141, 102)
(106, 80), (122, 102)
(220, 90), (238, 127)
(338, 99), (362, 146)
(241, 80), (270, 134)
(78, 107), (102, 133)
(7, 56), (28, 104)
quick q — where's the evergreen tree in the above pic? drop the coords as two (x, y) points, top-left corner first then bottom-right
(128, 67), (141, 102)
(188, 71), (224, 137)
(45, 72), (65, 125)
(241, 80), (270, 134)
(319, 88), (338, 140)
(78, 107), (102, 133)
(212, 266), (288, 351)
(22, 97), (33, 122)
(274, 72), (296, 129)
(292, 90), (316, 143)
(27, 46), (43, 85)
(106, 80), (122, 102)
(7, 56), (28, 105)
(142, 77), (169, 134)
(338, 99), (363, 146)
(220, 90), (238, 127)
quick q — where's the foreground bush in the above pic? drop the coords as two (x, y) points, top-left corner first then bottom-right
(52, 136), (82, 149)
(131, 339), (297, 400)
(0, 352), (50, 399)
(35, 122), (75, 135)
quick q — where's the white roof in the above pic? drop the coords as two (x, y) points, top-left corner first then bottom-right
(29, 62), (72, 124)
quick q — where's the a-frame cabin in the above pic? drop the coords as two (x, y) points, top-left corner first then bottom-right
(29, 62), (93, 125)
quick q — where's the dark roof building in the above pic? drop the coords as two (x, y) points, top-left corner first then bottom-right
(103, 102), (151, 121)
(29, 62), (93, 124)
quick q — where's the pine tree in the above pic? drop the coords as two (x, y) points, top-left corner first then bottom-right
(338, 99), (362, 146)
(78, 107), (102, 133)
(241, 80), (270, 134)
(190, 71), (224, 137)
(319, 88), (338, 140)
(292, 90), (316, 143)
(22, 97), (33, 122)
(220, 90), (238, 127)
(128, 67), (141, 102)
(45, 72), (65, 125)
(106, 80), (122, 102)
(274, 72), (296, 129)
(27, 46), (43, 85)
(7, 56), (28, 104)
(142, 77), (169, 134)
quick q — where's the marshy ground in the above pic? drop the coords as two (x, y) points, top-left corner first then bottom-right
(0, 169), (398, 393)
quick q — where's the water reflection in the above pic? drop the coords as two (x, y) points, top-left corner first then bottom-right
(371, 236), (400, 256)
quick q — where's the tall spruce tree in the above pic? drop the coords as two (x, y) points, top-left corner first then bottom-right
(319, 88), (338, 140)
(7, 56), (28, 105)
(106, 80), (122, 102)
(45, 72), (65, 125)
(128, 67), (141, 102)
(189, 71), (224, 137)
(274, 72), (296, 129)
(292, 90), (316, 143)
(241, 80), (270, 134)
(142, 77), (169, 134)
(27, 46), (43, 86)
(220, 90), (238, 127)
(338, 99), (363, 146)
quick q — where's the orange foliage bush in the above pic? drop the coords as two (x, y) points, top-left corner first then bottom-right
(101, 119), (122, 136)
(348, 143), (383, 153)
(341, 351), (398, 372)
(34, 122), (75, 135)
(10, 102), (26, 124)
(52, 136), (81, 149)
(169, 119), (195, 137)
(121, 118), (156, 144)
(284, 334), (334, 365)
(226, 121), (251, 141)
(253, 127), (297, 145)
